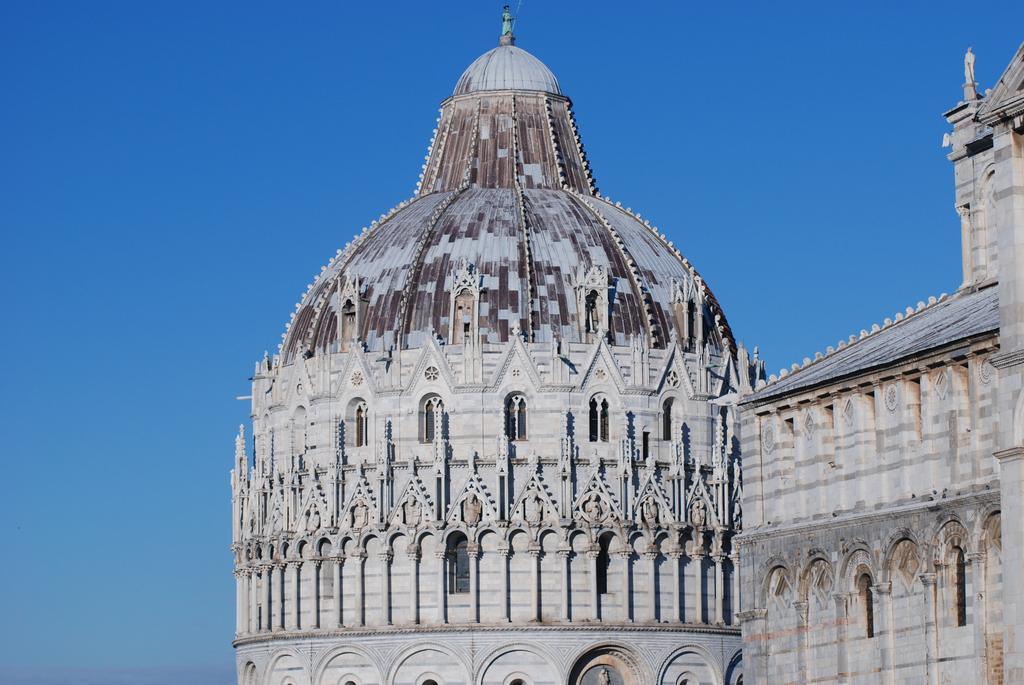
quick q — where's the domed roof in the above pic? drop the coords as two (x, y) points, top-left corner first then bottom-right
(453, 43), (561, 96)
(277, 32), (734, 363)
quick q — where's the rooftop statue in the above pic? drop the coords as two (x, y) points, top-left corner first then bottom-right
(964, 47), (976, 85)
(501, 5), (515, 36)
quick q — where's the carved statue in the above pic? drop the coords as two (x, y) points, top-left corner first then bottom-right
(524, 490), (544, 525)
(582, 492), (606, 524)
(598, 667), (611, 685)
(403, 493), (421, 527)
(306, 508), (321, 533)
(690, 498), (707, 528)
(642, 497), (660, 529)
(351, 499), (369, 529)
(464, 492), (483, 526)
(964, 47), (976, 84)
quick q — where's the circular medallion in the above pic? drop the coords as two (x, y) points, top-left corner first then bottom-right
(424, 366), (439, 382)
(884, 384), (899, 412)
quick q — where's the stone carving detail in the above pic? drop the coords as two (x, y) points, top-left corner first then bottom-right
(884, 383), (899, 412)
(802, 410), (815, 439)
(580, 492), (608, 524)
(424, 365), (440, 382)
(351, 371), (364, 387)
(350, 498), (370, 529)
(690, 498), (707, 528)
(463, 492), (483, 526)
(842, 398), (855, 427)
(402, 493), (422, 527)
(932, 368), (949, 400)
(980, 357), (994, 384)
(762, 423), (776, 453)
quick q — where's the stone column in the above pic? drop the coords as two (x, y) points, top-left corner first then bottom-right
(468, 544), (480, 624)
(669, 551), (683, 622)
(793, 599), (809, 685)
(435, 550), (447, 624)
(586, 547), (600, 621)
(249, 568), (259, 634)
(693, 553), (705, 624)
(289, 561), (302, 631)
(313, 560), (322, 629)
(530, 545), (542, 622)
(874, 581), (895, 685)
(234, 570), (246, 636)
(379, 552), (393, 626)
(558, 549), (570, 622)
(834, 592), (849, 684)
(618, 550), (632, 622)
(920, 572), (940, 685)
(263, 565), (273, 632)
(968, 551), (989, 685)
(498, 545), (511, 623)
(408, 544), (421, 625)
(353, 551), (366, 627)
(645, 550), (658, 622)
(730, 552), (740, 625)
(995, 446), (1024, 685)
(332, 555), (344, 628)
(714, 554), (725, 624)
(277, 563), (286, 631)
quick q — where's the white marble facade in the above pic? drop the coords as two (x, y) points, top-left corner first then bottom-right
(737, 42), (1024, 685)
(230, 24), (757, 685)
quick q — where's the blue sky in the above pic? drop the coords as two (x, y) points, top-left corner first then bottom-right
(0, 1), (1019, 682)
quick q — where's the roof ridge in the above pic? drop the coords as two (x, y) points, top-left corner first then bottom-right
(755, 291), (953, 390)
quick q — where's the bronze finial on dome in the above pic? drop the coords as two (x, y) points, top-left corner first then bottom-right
(499, 4), (515, 45)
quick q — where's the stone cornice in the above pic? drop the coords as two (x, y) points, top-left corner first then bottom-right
(736, 488), (999, 544)
(990, 348), (1024, 370)
(232, 621), (739, 648)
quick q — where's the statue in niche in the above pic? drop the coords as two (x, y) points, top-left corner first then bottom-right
(598, 668), (611, 685)
(305, 508), (321, 533)
(524, 489), (544, 525)
(581, 492), (607, 524)
(641, 497), (660, 529)
(403, 493), (421, 527)
(351, 499), (369, 529)
(690, 498), (707, 528)
(463, 492), (483, 526)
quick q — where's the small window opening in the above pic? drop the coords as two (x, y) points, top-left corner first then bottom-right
(858, 573), (875, 638)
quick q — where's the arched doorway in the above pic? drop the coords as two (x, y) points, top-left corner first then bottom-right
(569, 647), (643, 685)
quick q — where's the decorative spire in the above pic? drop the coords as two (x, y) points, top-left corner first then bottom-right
(500, 4), (515, 45)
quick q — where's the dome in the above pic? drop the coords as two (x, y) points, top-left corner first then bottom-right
(279, 36), (733, 362)
(453, 43), (561, 96)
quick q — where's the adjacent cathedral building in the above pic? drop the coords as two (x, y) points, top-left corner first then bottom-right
(227, 12), (1024, 685)
(738, 43), (1024, 685)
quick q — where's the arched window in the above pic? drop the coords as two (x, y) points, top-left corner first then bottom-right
(340, 299), (357, 351)
(420, 395), (444, 443)
(584, 289), (600, 333)
(291, 407), (307, 458)
(505, 394), (528, 441)
(354, 401), (368, 448)
(452, 291), (474, 344)
(447, 534), (470, 594)
(589, 395), (610, 442)
(596, 534), (611, 594)
(953, 546), (967, 627)
(662, 398), (674, 441)
(857, 572), (875, 638)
